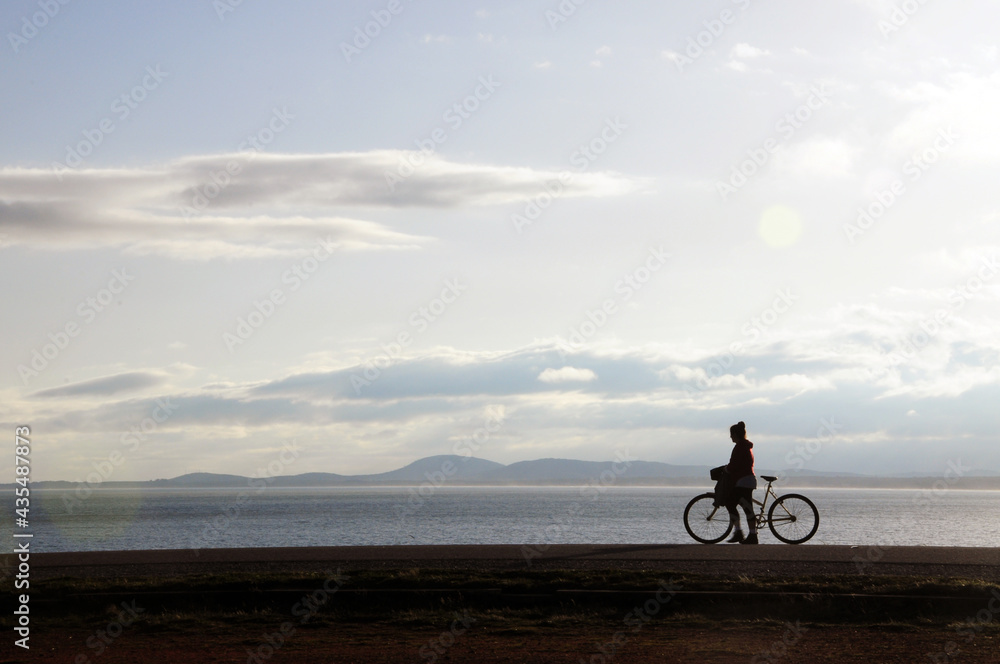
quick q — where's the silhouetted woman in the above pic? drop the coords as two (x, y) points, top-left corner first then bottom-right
(725, 421), (758, 544)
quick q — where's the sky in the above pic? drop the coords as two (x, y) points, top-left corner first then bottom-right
(2, 0), (999, 482)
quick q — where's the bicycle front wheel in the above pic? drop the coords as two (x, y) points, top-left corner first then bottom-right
(767, 494), (819, 544)
(683, 493), (734, 544)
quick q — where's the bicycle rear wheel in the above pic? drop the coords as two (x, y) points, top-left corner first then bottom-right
(683, 493), (734, 544)
(767, 493), (819, 544)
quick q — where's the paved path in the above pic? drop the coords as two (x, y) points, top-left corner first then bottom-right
(16, 544), (1000, 580)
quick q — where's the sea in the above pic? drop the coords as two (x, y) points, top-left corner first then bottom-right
(14, 486), (1000, 553)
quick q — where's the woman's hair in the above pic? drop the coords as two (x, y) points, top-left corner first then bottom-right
(730, 421), (746, 438)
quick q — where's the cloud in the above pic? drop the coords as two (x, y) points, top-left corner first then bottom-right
(772, 136), (860, 179)
(730, 43), (769, 59)
(234, 298), (1000, 412)
(0, 152), (644, 258)
(759, 373), (834, 395)
(726, 43), (770, 72)
(660, 50), (683, 66)
(32, 371), (165, 398)
(252, 346), (612, 400)
(0, 201), (422, 260)
(12, 325), (1000, 477)
(538, 367), (598, 383)
(883, 72), (1000, 164)
(590, 45), (612, 67)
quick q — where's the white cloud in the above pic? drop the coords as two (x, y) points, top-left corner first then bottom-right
(730, 43), (769, 59)
(661, 50), (683, 65)
(760, 373), (834, 395)
(725, 43), (771, 74)
(0, 153), (645, 258)
(878, 80), (947, 104)
(847, 0), (898, 13)
(772, 136), (860, 179)
(32, 371), (165, 398)
(538, 367), (598, 383)
(883, 72), (1000, 163)
(10, 327), (1000, 478)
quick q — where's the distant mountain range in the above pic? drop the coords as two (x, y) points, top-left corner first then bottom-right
(11, 455), (1000, 490)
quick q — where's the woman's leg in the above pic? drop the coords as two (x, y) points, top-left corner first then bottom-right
(726, 504), (741, 529)
(725, 501), (744, 542)
(738, 492), (756, 533)
(734, 488), (758, 544)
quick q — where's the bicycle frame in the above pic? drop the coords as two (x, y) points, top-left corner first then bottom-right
(751, 481), (779, 529)
(750, 480), (802, 530)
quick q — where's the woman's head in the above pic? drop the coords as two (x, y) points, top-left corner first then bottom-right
(730, 421), (747, 441)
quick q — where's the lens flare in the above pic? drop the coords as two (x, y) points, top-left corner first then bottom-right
(758, 205), (802, 248)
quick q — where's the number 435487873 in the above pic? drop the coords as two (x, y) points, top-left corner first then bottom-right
(15, 426), (30, 492)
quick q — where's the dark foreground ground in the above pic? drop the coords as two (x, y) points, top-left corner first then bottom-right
(4, 544), (1000, 663)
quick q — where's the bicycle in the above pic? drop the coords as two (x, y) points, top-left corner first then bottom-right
(683, 474), (819, 544)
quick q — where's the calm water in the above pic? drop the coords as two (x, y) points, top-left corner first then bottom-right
(14, 486), (1000, 553)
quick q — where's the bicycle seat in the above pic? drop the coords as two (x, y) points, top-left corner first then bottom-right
(760, 475), (777, 482)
